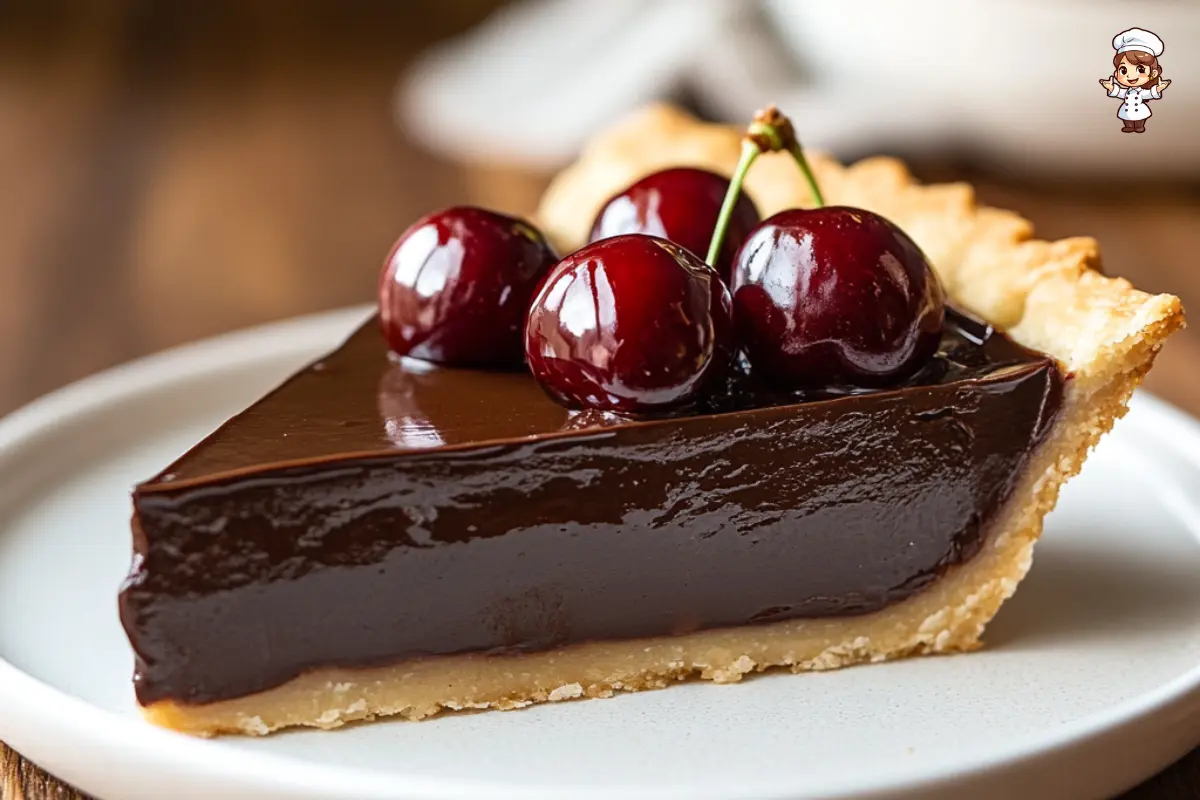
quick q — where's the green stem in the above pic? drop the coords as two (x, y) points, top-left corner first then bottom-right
(704, 106), (826, 268)
(784, 141), (826, 208)
(705, 139), (761, 266)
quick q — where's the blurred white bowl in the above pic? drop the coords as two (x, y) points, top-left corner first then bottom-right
(760, 0), (1200, 175)
(399, 0), (1200, 176)
(399, 0), (735, 167)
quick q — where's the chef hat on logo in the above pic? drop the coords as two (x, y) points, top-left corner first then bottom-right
(1112, 28), (1164, 57)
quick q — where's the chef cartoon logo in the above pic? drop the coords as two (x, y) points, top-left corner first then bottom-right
(1100, 28), (1171, 133)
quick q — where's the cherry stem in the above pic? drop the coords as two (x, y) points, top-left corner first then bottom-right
(705, 106), (826, 267)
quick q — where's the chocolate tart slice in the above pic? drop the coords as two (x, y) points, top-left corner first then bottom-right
(119, 106), (1183, 737)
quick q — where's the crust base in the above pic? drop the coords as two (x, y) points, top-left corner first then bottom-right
(142, 106), (1184, 737)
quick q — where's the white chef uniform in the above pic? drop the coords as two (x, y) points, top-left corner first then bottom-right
(1108, 28), (1165, 121)
(1110, 84), (1161, 121)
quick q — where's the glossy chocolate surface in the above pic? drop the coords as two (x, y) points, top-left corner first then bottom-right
(119, 309), (1064, 706)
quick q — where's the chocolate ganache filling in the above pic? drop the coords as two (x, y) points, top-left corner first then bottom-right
(119, 308), (1064, 706)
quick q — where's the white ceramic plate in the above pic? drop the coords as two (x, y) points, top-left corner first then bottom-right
(0, 307), (1198, 800)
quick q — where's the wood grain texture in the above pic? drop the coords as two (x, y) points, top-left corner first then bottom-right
(0, 2), (1196, 798)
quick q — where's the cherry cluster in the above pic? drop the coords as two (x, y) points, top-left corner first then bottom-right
(379, 107), (945, 414)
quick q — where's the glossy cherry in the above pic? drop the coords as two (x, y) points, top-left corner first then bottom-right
(588, 167), (760, 284)
(731, 207), (945, 388)
(378, 206), (557, 368)
(524, 235), (733, 413)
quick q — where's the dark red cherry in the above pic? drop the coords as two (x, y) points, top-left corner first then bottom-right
(524, 235), (733, 413)
(589, 167), (760, 284)
(378, 206), (557, 368)
(731, 207), (945, 388)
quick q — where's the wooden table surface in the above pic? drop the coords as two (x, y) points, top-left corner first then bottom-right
(0, 2), (1197, 798)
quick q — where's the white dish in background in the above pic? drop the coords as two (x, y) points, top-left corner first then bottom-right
(713, 0), (1200, 175)
(0, 307), (1197, 800)
(398, 0), (737, 167)
(400, 0), (1200, 176)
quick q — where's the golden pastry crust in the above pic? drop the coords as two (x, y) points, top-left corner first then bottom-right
(148, 105), (1184, 736)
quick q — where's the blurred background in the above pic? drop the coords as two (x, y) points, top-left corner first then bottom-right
(0, 3), (1197, 797)
(0, 0), (1196, 418)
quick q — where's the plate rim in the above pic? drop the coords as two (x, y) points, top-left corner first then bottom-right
(0, 306), (1198, 800)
